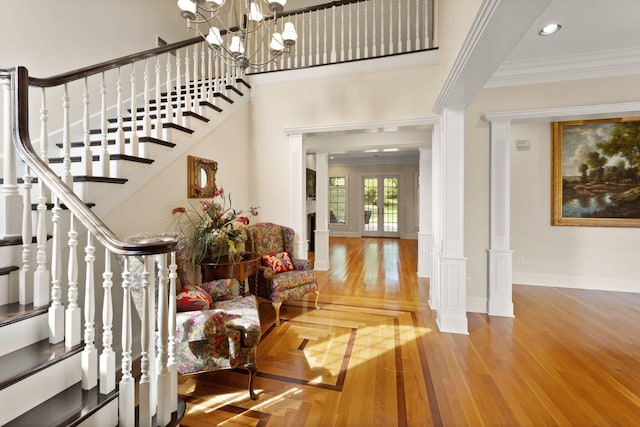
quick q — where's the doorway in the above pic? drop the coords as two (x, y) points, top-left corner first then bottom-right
(362, 175), (400, 238)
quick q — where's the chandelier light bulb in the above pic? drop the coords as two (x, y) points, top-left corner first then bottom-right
(229, 36), (245, 55)
(269, 33), (285, 53)
(282, 22), (297, 46)
(206, 27), (223, 48)
(177, 0), (197, 20)
(248, 2), (264, 22)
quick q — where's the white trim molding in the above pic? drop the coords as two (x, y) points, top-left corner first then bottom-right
(514, 273), (640, 294)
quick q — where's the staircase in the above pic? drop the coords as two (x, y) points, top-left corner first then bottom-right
(0, 35), (251, 426)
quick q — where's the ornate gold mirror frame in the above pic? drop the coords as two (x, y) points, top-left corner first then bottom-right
(187, 155), (218, 198)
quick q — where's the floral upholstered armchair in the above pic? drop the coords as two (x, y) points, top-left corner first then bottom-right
(246, 223), (319, 326)
(126, 232), (261, 400)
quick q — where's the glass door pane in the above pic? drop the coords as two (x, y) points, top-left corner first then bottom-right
(363, 177), (378, 233)
(362, 175), (400, 237)
(383, 177), (398, 234)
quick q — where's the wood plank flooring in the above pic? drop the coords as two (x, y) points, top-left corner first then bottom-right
(178, 237), (640, 426)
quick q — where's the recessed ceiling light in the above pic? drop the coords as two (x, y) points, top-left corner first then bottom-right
(539, 23), (561, 36)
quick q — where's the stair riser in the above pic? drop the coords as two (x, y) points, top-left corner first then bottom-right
(0, 312), (48, 358)
(0, 271), (19, 306)
(0, 352), (82, 425)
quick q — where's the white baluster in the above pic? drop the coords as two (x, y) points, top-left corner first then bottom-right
(398, 0), (403, 52)
(300, 12), (306, 67)
(99, 72), (109, 177)
(49, 197), (64, 344)
(357, 2), (363, 59)
(129, 65), (139, 157)
(415, 0), (421, 50)
(373, 0), (378, 57)
(407, 0), (412, 51)
(193, 44), (199, 106)
(61, 83), (72, 186)
(82, 78), (93, 177)
(156, 254), (171, 425)
(315, 10), (320, 65)
(65, 213), (81, 348)
(294, 13), (300, 68)
(166, 53), (174, 125)
(19, 169), (32, 305)
(424, 0), (431, 48)
(323, 9), (328, 64)
(184, 49), (192, 114)
(142, 58), (151, 144)
(168, 252), (178, 413)
(389, 0), (394, 54)
(154, 57), (162, 139)
(331, 7), (336, 63)
(200, 44), (206, 114)
(206, 47), (213, 103)
(1, 76), (20, 238)
(99, 250), (116, 394)
(34, 88), (50, 307)
(175, 52), (184, 125)
(308, 12), (313, 66)
(340, 6), (345, 61)
(119, 257), (135, 427)
(138, 257), (152, 427)
(116, 68), (126, 155)
(348, 3), (353, 60)
(82, 232), (97, 390)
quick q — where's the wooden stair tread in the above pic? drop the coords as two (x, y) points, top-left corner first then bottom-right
(0, 303), (48, 327)
(0, 339), (83, 391)
(5, 381), (118, 427)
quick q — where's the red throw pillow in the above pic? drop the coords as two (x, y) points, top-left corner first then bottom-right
(261, 252), (295, 273)
(176, 283), (213, 312)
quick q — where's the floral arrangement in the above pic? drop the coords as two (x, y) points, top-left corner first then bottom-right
(172, 187), (259, 266)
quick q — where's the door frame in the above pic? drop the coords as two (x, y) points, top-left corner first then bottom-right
(360, 173), (401, 238)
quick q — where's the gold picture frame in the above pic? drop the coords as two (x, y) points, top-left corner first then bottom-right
(552, 117), (640, 227)
(187, 155), (218, 198)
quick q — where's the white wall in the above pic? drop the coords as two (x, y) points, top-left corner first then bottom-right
(465, 73), (640, 301)
(328, 163), (419, 238)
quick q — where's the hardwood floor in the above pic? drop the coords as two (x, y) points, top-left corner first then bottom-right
(178, 237), (640, 426)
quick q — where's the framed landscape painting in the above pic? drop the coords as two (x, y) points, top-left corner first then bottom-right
(552, 117), (640, 227)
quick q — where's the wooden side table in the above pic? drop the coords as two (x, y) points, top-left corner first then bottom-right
(200, 253), (261, 295)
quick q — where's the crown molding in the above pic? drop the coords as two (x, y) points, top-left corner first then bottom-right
(483, 101), (640, 124)
(485, 47), (640, 88)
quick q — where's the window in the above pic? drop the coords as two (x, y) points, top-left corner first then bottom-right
(329, 176), (347, 224)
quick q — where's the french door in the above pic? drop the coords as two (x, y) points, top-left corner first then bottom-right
(362, 175), (400, 238)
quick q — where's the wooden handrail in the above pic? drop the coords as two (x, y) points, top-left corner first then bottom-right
(10, 66), (176, 256)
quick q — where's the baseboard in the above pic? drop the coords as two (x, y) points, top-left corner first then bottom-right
(466, 296), (487, 314)
(513, 272), (640, 293)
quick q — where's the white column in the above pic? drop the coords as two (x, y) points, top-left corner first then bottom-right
(429, 123), (442, 311)
(288, 134), (307, 259)
(435, 107), (468, 335)
(488, 121), (514, 317)
(314, 152), (330, 271)
(417, 146), (432, 277)
(1, 75), (22, 238)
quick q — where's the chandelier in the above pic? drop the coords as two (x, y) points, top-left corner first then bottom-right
(177, 0), (298, 71)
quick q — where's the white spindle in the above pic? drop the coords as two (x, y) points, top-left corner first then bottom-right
(373, 0), (378, 57)
(315, 10), (320, 65)
(19, 169), (32, 305)
(415, 0), (421, 50)
(166, 53), (174, 126)
(154, 57), (162, 139)
(407, 0), (412, 51)
(99, 72), (109, 177)
(156, 254), (171, 425)
(389, 0), (394, 54)
(49, 197), (64, 344)
(184, 50), (192, 114)
(138, 257), (152, 427)
(143, 59), (151, 141)
(200, 44), (206, 114)
(348, 3), (353, 60)
(168, 252), (178, 413)
(65, 213), (81, 348)
(82, 78), (93, 176)
(331, 7), (336, 62)
(175, 53), (184, 126)
(34, 89), (49, 308)
(207, 48), (213, 104)
(364, 1), (369, 58)
(356, 3), (361, 59)
(129, 65), (139, 157)
(82, 232), (98, 390)
(424, 0), (430, 48)
(398, 0), (403, 52)
(308, 11), (313, 66)
(1, 75), (20, 238)
(300, 12), (306, 67)
(61, 83), (72, 186)
(116, 68), (126, 155)
(119, 258), (135, 427)
(193, 45), (199, 106)
(340, 6), (346, 61)
(99, 250), (116, 394)
(323, 9), (328, 64)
